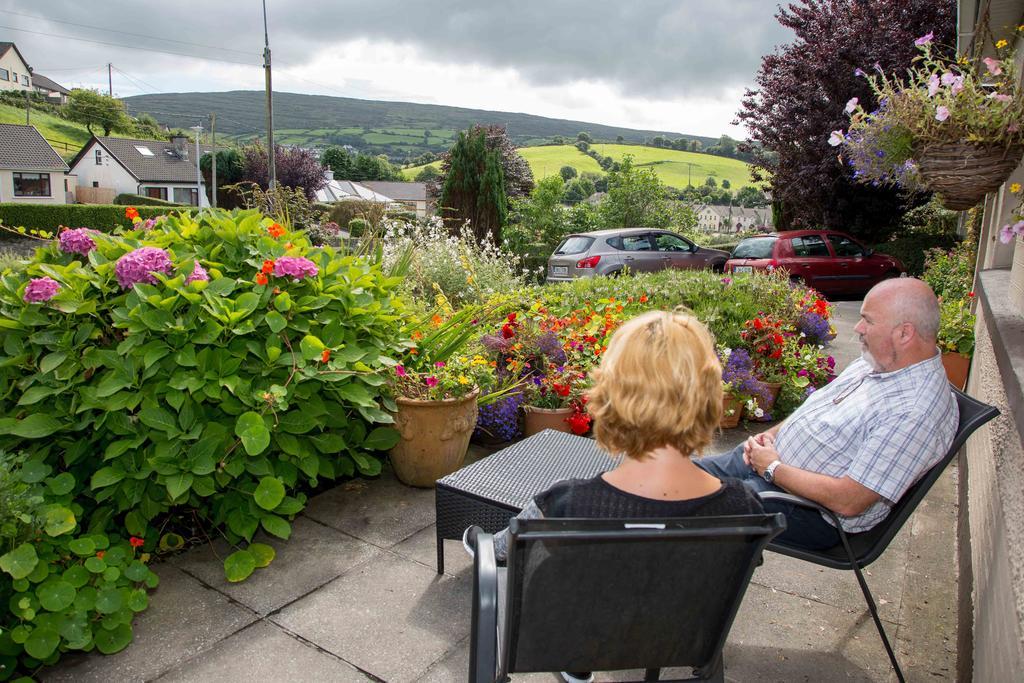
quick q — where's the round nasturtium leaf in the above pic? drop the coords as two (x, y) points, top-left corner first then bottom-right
(18, 459), (51, 484)
(36, 580), (77, 612)
(260, 515), (291, 540)
(0, 543), (39, 580)
(23, 627), (60, 660)
(47, 472), (76, 496)
(253, 477), (285, 511)
(94, 587), (123, 614)
(235, 412), (270, 455)
(223, 549), (256, 583)
(43, 505), (77, 537)
(123, 561), (149, 583)
(10, 625), (30, 644)
(102, 567), (121, 583)
(62, 564), (90, 588)
(127, 589), (149, 613)
(74, 586), (97, 612)
(68, 537), (96, 557)
(84, 557), (106, 574)
(248, 543), (276, 568)
(93, 623), (133, 655)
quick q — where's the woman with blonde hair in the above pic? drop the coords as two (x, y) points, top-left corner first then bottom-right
(466, 310), (764, 683)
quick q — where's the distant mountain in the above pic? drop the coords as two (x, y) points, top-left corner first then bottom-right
(122, 90), (717, 162)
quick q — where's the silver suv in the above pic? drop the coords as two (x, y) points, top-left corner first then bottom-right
(545, 228), (731, 283)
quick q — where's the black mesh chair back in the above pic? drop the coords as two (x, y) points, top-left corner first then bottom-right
(498, 514), (785, 679)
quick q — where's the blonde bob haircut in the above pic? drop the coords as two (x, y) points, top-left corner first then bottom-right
(588, 310), (723, 460)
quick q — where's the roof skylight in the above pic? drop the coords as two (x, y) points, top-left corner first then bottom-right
(134, 146), (154, 156)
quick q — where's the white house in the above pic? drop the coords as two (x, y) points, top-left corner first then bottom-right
(362, 181), (431, 217)
(0, 124), (69, 204)
(0, 43), (32, 93)
(695, 204), (772, 234)
(31, 73), (70, 105)
(69, 135), (212, 206)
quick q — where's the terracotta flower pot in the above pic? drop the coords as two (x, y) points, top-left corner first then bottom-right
(745, 382), (782, 422)
(389, 390), (479, 487)
(941, 351), (971, 391)
(523, 405), (574, 437)
(721, 395), (743, 429)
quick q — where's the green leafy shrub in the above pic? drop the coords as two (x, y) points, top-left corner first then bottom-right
(0, 204), (194, 233)
(923, 240), (976, 301)
(0, 210), (407, 588)
(113, 194), (185, 207)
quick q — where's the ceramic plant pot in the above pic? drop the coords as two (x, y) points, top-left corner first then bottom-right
(941, 352), (971, 391)
(523, 405), (574, 437)
(745, 382), (782, 422)
(721, 395), (743, 429)
(389, 390), (479, 487)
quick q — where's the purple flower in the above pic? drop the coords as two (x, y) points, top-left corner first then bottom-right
(185, 261), (209, 284)
(927, 74), (940, 97)
(854, 68), (866, 77)
(983, 57), (1003, 76)
(425, 376), (438, 388)
(915, 31), (934, 46)
(534, 331), (567, 365)
(828, 130), (845, 147)
(935, 106), (950, 122)
(140, 218), (157, 232)
(115, 247), (174, 289)
(844, 97), (859, 114)
(720, 277), (732, 285)
(58, 228), (98, 256)
(999, 220), (1024, 244)
(23, 277), (60, 303)
(989, 92), (1012, 103)
(797, 312), (835, 344)
(273, 256), (318, 280)
(805, 386), (817, 397)
(474, 392), (525, 441)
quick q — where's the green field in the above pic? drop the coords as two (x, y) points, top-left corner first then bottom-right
(402, 143), (755, 190)
(590, 144), (754, 190)
(0, 104), (92, 159)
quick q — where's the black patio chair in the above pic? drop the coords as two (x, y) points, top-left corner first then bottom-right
(760, 386), (999, 683)
(468, 514), (786, 683)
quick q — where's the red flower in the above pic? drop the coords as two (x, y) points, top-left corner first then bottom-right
(753, 318), (764, 330)
(968, 291), (975, 298)
(639, 294), (648, 303)
(553, 383), (571, 397)
(125, 207), (139, 221)
(255, 272), (269, 286)
(261, 259), (276, 274)
(267, 223), (286, 238)
(321, 349), (331, 363)
(566, 412), (591, 435)
(507, 312), (517, 323)
(96, 550), (105, 560)
(773, 334), (785, 345)
(500, 324), (515, 339)
(770, 349), (783, 359)
(129, 537), (145, 548)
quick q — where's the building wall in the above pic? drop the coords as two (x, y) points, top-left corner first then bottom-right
(70, 141), (138, 196)
(0, 49), (31, 92)
(0, 169), (67, 204)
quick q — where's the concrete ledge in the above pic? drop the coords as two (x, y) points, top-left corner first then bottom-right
(977, 268), (1024, 445)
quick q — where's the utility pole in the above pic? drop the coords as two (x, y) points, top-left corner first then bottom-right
(108, 63), (113, 97)
(24, 88), (29, 125)
(262, 0), (276, 189)
(190, 125), (203, 207)
(209, 112), (217, 208)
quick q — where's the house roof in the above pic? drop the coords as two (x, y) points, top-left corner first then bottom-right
(30, 73), (69, 95)
(0, 43), (30, 71)
(69, 136), (212, 183)
(699, 204), (771, 223)
(316, 176), (395, 204)
(361, 181), (426, 202)
(0, 124), (68, 171)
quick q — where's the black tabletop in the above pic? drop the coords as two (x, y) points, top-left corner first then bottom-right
(437, 430), (622, 510)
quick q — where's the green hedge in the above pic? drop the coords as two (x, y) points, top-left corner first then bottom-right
(872, 230), (960, 276)
(113, 193), (186, 207)
(0, 203), (196, 232)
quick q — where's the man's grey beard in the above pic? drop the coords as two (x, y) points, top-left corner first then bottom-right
(861, 349), (884, 372)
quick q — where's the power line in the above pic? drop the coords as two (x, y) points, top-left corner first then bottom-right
(0, 25), (259, 66)
(4, 10), (255, 57)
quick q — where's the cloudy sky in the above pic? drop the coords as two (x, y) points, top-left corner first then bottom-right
(7, 1), (792, 139)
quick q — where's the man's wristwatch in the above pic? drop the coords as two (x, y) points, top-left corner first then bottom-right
(763, 459), (782, 483)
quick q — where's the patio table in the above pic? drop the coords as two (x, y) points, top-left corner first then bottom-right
(434, 429), (620, 573)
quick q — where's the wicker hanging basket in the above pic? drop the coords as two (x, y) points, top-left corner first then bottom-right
(916, 142), (1024, 211)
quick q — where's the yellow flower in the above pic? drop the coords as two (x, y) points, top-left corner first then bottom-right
(458, 375), (470, 385)
(1011, 183), (1022, 194)
(958, 55), (970, 65)
(996, 39), (1008, 49)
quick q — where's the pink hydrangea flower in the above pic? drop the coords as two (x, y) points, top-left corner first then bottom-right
(983, 57), (1003, 76)
(58, 227), (98, 256)
(935, 106), (950, 122)
(185, 261), (209, 284)
(115, 247), (174, 289)
(273, 256), (318, 280)
(23, 277), (60, 303)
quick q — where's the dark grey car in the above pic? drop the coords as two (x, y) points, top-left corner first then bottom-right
(545, 228), (730, 283)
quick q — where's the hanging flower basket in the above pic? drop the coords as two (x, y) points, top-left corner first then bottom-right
(916, 142), (1024, 210)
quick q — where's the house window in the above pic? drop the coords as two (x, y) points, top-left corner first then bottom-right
(0, 69), (8, 81)
(12, 72), (17, 82)
(13, 173), (51, 197)
(21, 75), (28, 86)
(173, 187), (199, 206)
(95, 149), (102, 165)
(92, 182), (99, 188)
(144, 187), (168, 201)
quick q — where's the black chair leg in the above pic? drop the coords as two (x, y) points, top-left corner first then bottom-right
(436, 527), (445, 574)
(837, 530), (906, 683)
(643, 667), (660, 681)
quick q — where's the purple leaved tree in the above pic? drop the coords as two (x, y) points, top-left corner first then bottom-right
(240, 143), (327, 200)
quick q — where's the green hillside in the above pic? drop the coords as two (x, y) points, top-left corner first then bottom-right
(590, 144), (754, 190)
(123, 91), (718, 162)
(402, 143), (756, 191)
(0, 104), (91, 159)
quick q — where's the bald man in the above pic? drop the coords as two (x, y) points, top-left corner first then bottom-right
(696, 278), (959, 549)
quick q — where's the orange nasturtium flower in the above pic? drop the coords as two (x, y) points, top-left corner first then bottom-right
(255, 272), (269, 286)
(125, 206), (139, 221)
(430, 314), (443, 327)
(267, 223), (286, 238)
(411, 330), (423, 341)
(129, 536), (145, 548)
(321, 349), (331, 363)
(261, 259), (276, 274)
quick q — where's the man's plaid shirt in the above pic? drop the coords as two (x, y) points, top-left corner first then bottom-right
(774, 353), (958, 532)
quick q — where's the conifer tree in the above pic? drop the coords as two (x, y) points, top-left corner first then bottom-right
(439, 128), (508, 243)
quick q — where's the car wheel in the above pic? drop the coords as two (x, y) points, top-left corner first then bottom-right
(711, 261), (726, 274)
(790, 275), (805, 286)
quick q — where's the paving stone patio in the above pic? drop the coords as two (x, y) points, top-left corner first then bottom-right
(42, 301), (961, 682)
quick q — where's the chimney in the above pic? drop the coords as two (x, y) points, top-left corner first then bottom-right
(324, 169), (334, 181)
(169, 135), (189, 160)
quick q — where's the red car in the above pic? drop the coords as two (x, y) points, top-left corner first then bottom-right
(724, 230), (905, 296)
